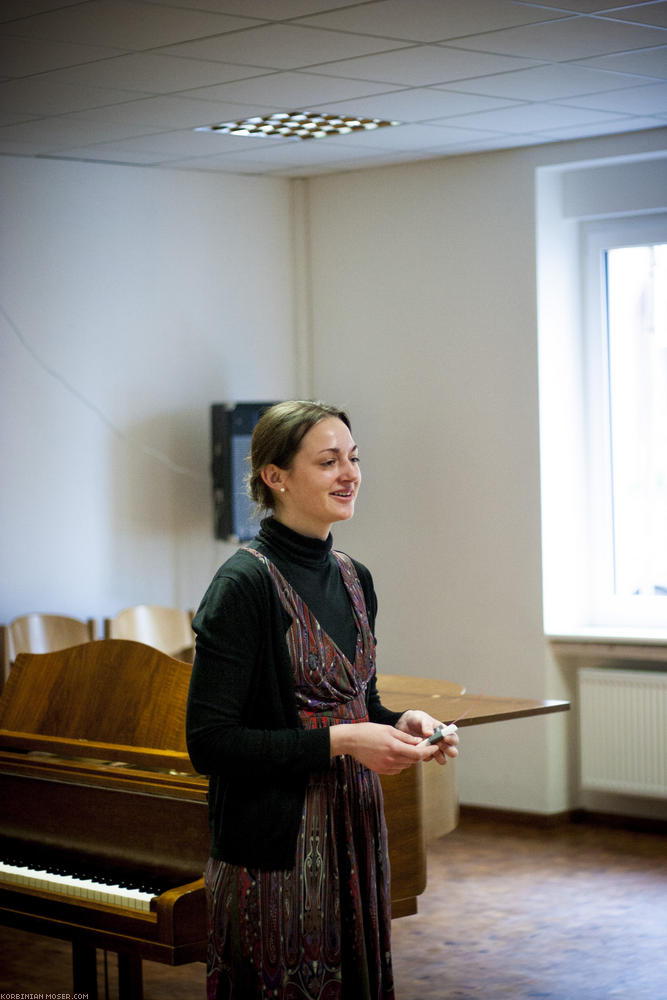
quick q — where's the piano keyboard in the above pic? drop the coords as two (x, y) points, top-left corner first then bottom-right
(0, 858), (162, 912)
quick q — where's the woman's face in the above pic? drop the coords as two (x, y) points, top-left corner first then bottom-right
(267, 417), (361, 539)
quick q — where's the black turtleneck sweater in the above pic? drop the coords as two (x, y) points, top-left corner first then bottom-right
(249, 517), (372, 663)
(186, 517), (402, 869)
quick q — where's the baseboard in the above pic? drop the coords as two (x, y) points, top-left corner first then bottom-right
(570, 808), (667, 835)
(458, 803), (667, 835)
(458, 804), (572, 828)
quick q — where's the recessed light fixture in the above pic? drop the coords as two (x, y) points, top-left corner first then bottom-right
(196, 111), (401, 140)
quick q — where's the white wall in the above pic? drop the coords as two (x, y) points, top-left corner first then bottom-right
(305, 128), (667, 815)
(0, 157), (294, 625)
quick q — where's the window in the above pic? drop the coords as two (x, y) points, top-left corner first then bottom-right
(583, 216), (667, 631)
(536, 155), (667, 639)
(606, 242), (667, 599)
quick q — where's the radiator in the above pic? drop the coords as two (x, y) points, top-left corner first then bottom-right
(579, 667), (667, 799)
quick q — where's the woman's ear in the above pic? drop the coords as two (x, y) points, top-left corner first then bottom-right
(260, 464), (286, 495)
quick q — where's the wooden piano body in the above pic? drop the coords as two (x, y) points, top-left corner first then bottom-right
(0, 640), (208, 998)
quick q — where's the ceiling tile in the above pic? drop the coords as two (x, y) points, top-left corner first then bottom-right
(525, 0), (660, 11)
(437, 62), (653, 101)
(184, 72), (405, 110)
(0, 35), (122, 77)
(322, 120), (507, 150)
(440, 101), (633, 133)
(141, 0), (362, 17)
(66, 94), (249, 129)
(158, 23), (410, 68)
(0, 0), (82, 18)
(0, 136), (70, 155)
(153, 151), (298, 174)
(559, 80), (667, 113)
(0, 110), (40, 126)
(313, 45), (543, 86)
(311, 88), (523, 123)
(44, 115), (171, 142)
(0, 115), (149, 146)
(574, 45), (667, 77)
(443, 15), (667, 61)
(538, 117), (665, 139)
(43, 145), (172, 164)
(601, 2), (667, 28)
(0, 78), (152, 116)
(189, 135), (389, 166)
(0, 1), (255, 49)
(33, 53), (269, 94)
(63, 126), (271, 157)
(294, 0), (565, 42)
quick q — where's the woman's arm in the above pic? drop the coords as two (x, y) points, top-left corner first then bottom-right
(365, 671), (404, 726)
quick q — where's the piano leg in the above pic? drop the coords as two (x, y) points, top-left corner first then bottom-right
(72, 941), (98, 1000)
(71, 944), (142, 1000)
(118, 952), (143, 1000)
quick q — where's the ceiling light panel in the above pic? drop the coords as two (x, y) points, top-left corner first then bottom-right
(197, 111), (400, 140)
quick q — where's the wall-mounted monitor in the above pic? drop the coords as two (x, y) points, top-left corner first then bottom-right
(211, 402), (277, 541)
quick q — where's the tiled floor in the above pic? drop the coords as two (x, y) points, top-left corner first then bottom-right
(1, 812), (665, 999)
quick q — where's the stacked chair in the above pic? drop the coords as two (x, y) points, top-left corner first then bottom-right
(1, 613), (96, 691)
(104, 604), (195, 662)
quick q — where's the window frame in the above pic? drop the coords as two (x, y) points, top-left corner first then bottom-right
(536, 152), (667, 642)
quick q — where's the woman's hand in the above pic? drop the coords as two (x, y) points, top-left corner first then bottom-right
(395, 710), (459, 766)
(329, 721), (436, 775)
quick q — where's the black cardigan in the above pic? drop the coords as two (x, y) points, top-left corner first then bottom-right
(186, 519), (402, 870)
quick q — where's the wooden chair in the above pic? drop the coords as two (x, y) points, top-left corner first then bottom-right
(3, 613), (97, 689)
(104, 604), (194, 662)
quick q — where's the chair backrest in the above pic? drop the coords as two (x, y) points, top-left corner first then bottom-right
(8, 613), (96, 659)
(103, 604), (194, 660)
(5, 614), (97, 685)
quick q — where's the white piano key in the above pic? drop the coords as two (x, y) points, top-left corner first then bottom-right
(0, 860), (156, 912)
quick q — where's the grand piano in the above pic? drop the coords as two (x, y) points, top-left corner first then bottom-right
(0, 640), (568, 998)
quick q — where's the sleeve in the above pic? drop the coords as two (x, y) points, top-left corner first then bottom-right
(186, 561), (331, 781)
(352, 558), (405, 727)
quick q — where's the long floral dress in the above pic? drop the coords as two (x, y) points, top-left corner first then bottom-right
(205, 549), (395, 1000)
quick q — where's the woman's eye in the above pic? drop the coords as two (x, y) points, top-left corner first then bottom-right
(351, 456), (360, 463)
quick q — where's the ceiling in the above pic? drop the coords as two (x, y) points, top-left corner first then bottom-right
(1, 0), (666, 177)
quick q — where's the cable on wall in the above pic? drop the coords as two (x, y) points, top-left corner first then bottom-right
(1, 301), (206, 483)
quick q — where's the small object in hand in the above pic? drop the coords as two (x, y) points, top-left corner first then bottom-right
(421, 722), (457, 746)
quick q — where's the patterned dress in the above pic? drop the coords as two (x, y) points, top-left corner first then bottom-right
(205, 549), (395, 1000)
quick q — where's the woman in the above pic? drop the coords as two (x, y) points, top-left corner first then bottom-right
(186, 400), (458, 1000)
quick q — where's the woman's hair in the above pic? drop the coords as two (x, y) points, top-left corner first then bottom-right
(247, 400), (351, 514)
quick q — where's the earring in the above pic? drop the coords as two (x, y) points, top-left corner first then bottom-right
(280, 487), (285, 493)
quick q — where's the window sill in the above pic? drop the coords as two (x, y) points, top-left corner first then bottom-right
(548, 632), (667, 663)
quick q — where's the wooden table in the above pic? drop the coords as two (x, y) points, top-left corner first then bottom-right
(377, 674), (569, 727)
(377, 674), (570, 915)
